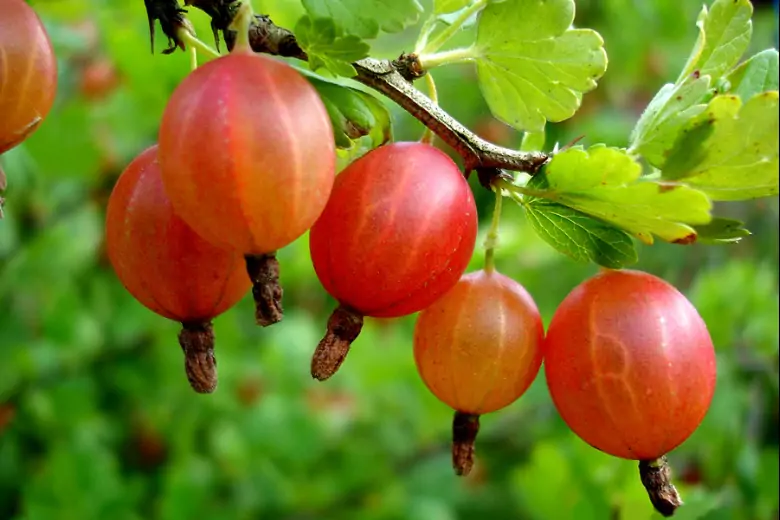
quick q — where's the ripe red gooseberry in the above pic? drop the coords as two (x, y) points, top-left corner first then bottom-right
(308, 141), (478, 381)
(543, 268), (716, 516)
(105, 145), (251, 393)
(0, 0), (58, 155)
(413, 268), (544, 475)
(79, 57), (121, 101)
(157, 45), (335, 327)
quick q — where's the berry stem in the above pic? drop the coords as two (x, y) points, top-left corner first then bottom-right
(189, 45), (198, 71)
(228, 1), (255, 53)
(484, 185), (504, 273)
(177, 27), (222, 60)
(245, 253), (284, 327)
(418, 47), (477, 71)
(639, 456), (683, 517)
(311, 305), (364, 381)
(452, 411), (480, 476)
(420, 73), (439, 145)
(420, 0), (487, 55)
(178, 320), (218, 394)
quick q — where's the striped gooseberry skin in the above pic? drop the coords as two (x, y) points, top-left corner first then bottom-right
(0, 0), (58, 154)
(106, 145), (251, 322)
(309, 141), (478, 318)
(413, 269), (545, 414)
(158, 49), (335, 255)
(544, 269), (717, 460)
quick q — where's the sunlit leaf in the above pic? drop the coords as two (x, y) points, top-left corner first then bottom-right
(536, 145), (712, 244)
(523, 179), (638, 268)
(679, 0), (753, 82)
(434, 0), (471, 15)
(295, 16), (370, 77)
(727, 49), (779, 101)
(301, 0), (424, 39)
(662, 92), (779, 201)
(474, 0), (607, 132)
(629, 76), (713, 167)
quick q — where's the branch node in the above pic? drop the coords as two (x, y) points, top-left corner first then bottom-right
(393, 53), (426, 82)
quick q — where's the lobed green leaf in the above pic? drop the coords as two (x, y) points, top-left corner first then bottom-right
(520, 130), (546, 152)
(726, 49), (780, 102)
(474, 0), (607, 133)
(629, 76), (713, 168)
(679, 0), (753, 83)
(294, 16), (370, 78)
(434, 0), (471, 15)
(536, 145), (712, 245)
(296, 67), (392, 150)
(693, 217), (752, 244)
(302, 0), (424, 39)
(662, 92), (779, 201)
(523, 194), (638, 268)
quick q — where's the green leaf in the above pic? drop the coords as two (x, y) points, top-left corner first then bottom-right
(537, 145), (712, 244)
(693, 217), (751, 244)
(727, 49), (779, 102)
(302, 0), (424, 39)
(299, 69), (393, 150)
(434, 0), (471, 15)
(523, 182), (638, 268)
(679, 0), (753, 82)
(662, 92), (779, 201)
(474, 0), (607, 133)
(294, 17), (371, 77)
(520, 130), (546, 152)
(628, 76), (713, 167)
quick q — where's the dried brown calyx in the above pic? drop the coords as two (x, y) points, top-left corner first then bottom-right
(452, 411), (480, 476)
(311, 305), (364, 381)
(639, 456), (683, 517)
(245, 252), (283, 327)
(178, 320), (217, 393)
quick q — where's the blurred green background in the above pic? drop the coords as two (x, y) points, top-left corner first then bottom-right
(1, 1), (778, 519)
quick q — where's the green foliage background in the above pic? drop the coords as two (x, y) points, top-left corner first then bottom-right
(0, 1), (778, 519)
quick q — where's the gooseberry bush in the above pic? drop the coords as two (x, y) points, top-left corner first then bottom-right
(2, 0), (778, 517)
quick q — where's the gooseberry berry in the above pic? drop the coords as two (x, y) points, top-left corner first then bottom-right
(0, 0), (58, 154)
(543, 268), (716, 516)
(79, 57), (120, 101)
(157, 44), (335, 326)
(106, 145), (251, 393)
(413, 268), (544, 475)
(309, 141), (478, 381)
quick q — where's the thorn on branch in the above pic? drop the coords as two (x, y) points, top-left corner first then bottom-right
(143, 0), (189, 54)
(182, 0), (240, 51)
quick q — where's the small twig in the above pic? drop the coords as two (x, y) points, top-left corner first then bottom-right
(143, 0), (549, 178)
(352, 58), (547, 173)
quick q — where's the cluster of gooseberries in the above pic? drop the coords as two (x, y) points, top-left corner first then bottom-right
(4, 3), (718, 516)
